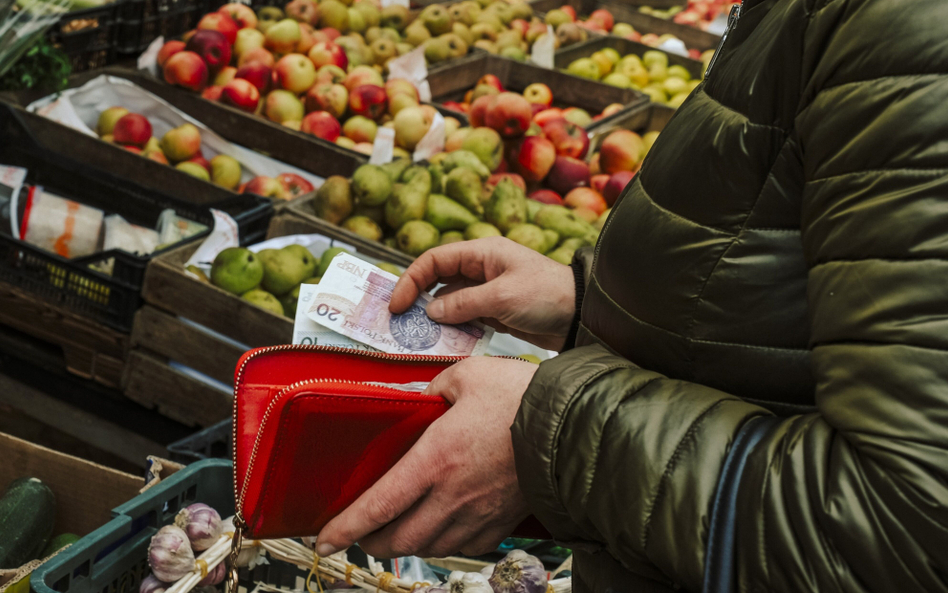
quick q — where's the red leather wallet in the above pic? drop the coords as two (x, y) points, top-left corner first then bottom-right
(232, 344), (549, 542)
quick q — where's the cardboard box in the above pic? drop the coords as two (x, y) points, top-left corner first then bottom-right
(0, 433), (142, 593)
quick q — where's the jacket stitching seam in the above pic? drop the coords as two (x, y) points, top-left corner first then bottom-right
(637, 179), (735, 235)
(807, 167), (948, 184)
(697, 91), (786, 131)
(642, 398), (727, 554)
(810, 256), (948, 268)
(809, 72), (947, 96)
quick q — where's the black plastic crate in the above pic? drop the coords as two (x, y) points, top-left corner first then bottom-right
(117, 0), (199, 21)
(115, 0), (204, 55)
(167, 417), (231, 464)
(44, 4), (118, 72)
(0, 103), (273, 332)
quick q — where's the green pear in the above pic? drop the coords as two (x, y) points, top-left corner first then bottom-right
(485, 179), (527, 233)
(351, 164), (393, 206)
(210, 248), (264, 295)
(464, 221), (502, 239)
(385, 168), (431, 229)
(594, 208), (610, 231)
(377, 262), (402, 276)
(396, 220), (440, 256)
(380, 4), (410, 30)
(353, 203), (387, 227)
(341, 215), (384, 242)
(534, 205), (596, 238)
(429, 163), (447, 194)
(505, 223), (546, 252)
(460, 128), (503, 172)
(401, 165), (428, 182)
(424, 36), (451, 63)
(541, 229), (560, 252)
(313, 176), (353, 224)
(426, 194), (479, 231)
(317, 247), (351, 278)
(261, 247), (315, 296)
(442, 149), (490, 178)
(526, 198), (542, 222)
(280, 284), (301, 317)
(303, 276), (321, 284)
(642, 50), (668, 69)
(186, 264), (209, 283)
(381, 158), (412, 182)
(405, 21), (432, 45)
(282, 244), (318, 278)
(444, 167), (485, 216)
(440, 230), (465, 245)
(242, 289), (284, 316)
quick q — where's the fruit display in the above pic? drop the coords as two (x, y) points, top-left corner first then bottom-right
(565, 48), (700, 108)
(94, 107), (314, 199)
(639, 0), (740, 30)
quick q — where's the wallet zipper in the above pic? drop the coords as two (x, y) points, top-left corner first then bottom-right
(231, 344), (464, 529)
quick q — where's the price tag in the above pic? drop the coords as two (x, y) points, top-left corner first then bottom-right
(380, 0), (408, 8)
(530, 25), (556, 69)
(656, 38), (688, 57)
(388, 45), (431, 101)
(370, 127), (396, 165)
(413, 110), (445, 162)
(137, 36), (164, 77)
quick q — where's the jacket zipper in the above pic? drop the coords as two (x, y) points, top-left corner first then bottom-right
(704, 3), (742, 80)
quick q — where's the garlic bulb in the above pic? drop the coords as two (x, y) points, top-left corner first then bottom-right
(479, 565), (495, 580)
(197, 562), (226, 586)
(487, 551), (547, 593)
(448, 571), (493, 593)
(148, 525), (195, 582)
(174, 503), (223, 551)
(139, 574), (167, 593)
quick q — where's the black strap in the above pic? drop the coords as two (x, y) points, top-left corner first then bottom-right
(703, 415), (779, 593)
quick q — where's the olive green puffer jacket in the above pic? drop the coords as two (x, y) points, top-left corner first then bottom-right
(511, 0), (948, 591)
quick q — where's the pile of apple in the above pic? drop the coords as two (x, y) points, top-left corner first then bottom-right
(94, 106), (314, 199)
(566, 49), (699, 108)
(639, 0), (740, 30)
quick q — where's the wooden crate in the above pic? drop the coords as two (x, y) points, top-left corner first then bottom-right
(554, 35), (705, 79)
(126, 212), (397, 427)
(600, 1), (721, 51)
(428, 54), (648, 131)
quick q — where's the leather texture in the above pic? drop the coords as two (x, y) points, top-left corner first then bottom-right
(511, 0), (948, 591)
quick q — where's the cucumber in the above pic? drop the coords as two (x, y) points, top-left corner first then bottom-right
(0, 478), (56, 569)
(41, 533), (80, 557)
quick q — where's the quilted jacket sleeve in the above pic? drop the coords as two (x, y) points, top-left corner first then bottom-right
(511, 1), (948, 591)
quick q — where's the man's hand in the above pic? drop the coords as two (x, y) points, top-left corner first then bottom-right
(315, 357), (538, 558)
(389, 237), (576, 351)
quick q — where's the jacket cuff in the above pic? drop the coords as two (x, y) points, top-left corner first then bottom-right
(561, 247), (594, 352)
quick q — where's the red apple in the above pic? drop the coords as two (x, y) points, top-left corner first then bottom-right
(469, 95), (493, 128)
(589, 152), (601, 175)
(213, 66), (237, 86)
(321, 27), (340, 41)
(198, 12), (238, 45)
(559, 5), (576, 20)
(602, 170), (636, 206)
(187, 154), (212, 172)
(221, 78), (261, 112)
(305, 83), (348, 118)
(533, 107), (564, 127)
(509, 18), (529, 37)
(219, 3), (257, 29)
(121, 145), (142, 154)
(185, 30), (232, 73)
(590, 173), (609, 194)
(546, 155), (590, 196)
(523, 83), (553, 107)
(528, 189), (563, 205)
(442, 100), (466, 113)
(274, 53), (316, 94)
(308, 41), (348, 70)
(589, 9), (614, 30)
(600, 103), (625, 118)
(689, 48), (702, 60)
(235, 62), (273, 93)
(244, 176), (289, 200)
(515, 136), (556, 181)
(477, 74), (504, 92)
(144, 150), (168, 164)
(564, 187), (607, 215)
(485, 92), (532, 138)
(385, 78), (419, 102)
(301, 111), (341, 141)
(343, 65), (384, 91)
(315, 64), (347, 85)
(238, 47), (275, 68)
(163, 51), (208, 91)
(600, 129), (645, 174)
(626, 31), (642, 42)
(113, 113), (152, 147)
(277, 172), (315, 197)
(348, 84), (387, 120)
(541, 118), (589, 159)
(286, 0), (320, 25)
(485, 173), (527, 194)
(157, 40), (185, 68)
(202, 85), (224, 101)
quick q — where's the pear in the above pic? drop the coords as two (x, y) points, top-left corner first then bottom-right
(441, 150), (490, 178)
(377, 262), (403, 276)
(396, 220), (440, 256)
(420, 4), (452, 35)
(280, 284), (301, 317)
(353, 203), (387, 228)
(313, 176), (353, 224)
(533, 204), (596, 238)
(351, 164), (393, 207)
(505, 223), (546, 252)
(464, 221), (502, 240)
(381, 158), (412, 182)
(261, 247), (314, 296)
(542, 229), (560, 252)
(444, 167), (484, 216)
(385, 168), (431, 229)
(440, 230), (465, 245)
(401, 165), (428, 182)
(317, 247), (351, 278)
(526, 198), (542, 222)
(380, 4), (410, 30)
(424, 36), (451, 63)
(546, 237), (585, 265)
(341, 215), (384, 241)
(426, 194), (479, 231)
(429, 163), (447, 193)
(210, 248), (264, 295)
(282, 244), (318, 278)
(242, 289), (284, 315)
(405, 21), (432, 46)
(186, 264), (210, 283)
(485, 179), (527, 233)
(384, 236), (398, 249)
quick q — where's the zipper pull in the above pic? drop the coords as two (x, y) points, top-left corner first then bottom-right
(226, 516), (246, 593)
(704, 3), (742, 80)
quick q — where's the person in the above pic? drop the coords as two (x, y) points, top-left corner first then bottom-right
(314, 0), (948, 590)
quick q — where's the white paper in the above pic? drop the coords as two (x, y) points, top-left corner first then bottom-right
(656, 38), (688, 57)
(370, 127), (396, 165)
(185, 209), (240, 273)
(26, 75), (322, 188)
(22, 189), (104, 259)
(156, 209), (208, 245)
(387, 45), (431, 102)
(530, 25), (556, 69)
(0, 165), (27, 239)
(706, 13), (729, 36)
(138, 36), (163, 78)
(413, 110), (445, 162)
(380, 0), (408, 8)
(103, 214), (160, 255)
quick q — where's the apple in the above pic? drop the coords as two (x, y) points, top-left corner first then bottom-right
(470, 83), (501, 103)
(321, 27), (341, 41)
(485, 92), (532, 138)
(265, 90), (305, 123)
(231, 28), (263, 59)
(283, 120), (302, 131)
(528, 189), (563, 205)
(315, 64), (346, 86)
(564, 187), (608, 215)
(556, 22), (586, 47)
(444, 116), (461, 138)
(301, 111), (342, 141)
(508, 18), (529, 37)
(589, 9), (614, 31)
(525, 20), (546, 44)
(265, 19), (302, 54)
(144, 149), (169, 164)
(590, 174), (609, 194)
(219, 3), (257, 29)
(161, 123), (202, 162)
(297, 24), (317, 54)
(561, 106), (593, 128)
(442, 100), (466, 113)
(601, 103), (625, 118)
(277, 173), (315, 197)
(213, 66), (237, 87)
(485, 173), (526, 194)
(113, 113), (152, 147)
(514, 136), (556, 181)
(468, 95), (492, 128)
(343, 65), (384, 91)
(522, 83), (552, 107)
(185, 30), (231, 73)
(445, 128), (471, 152)
(352, 142), (373, 155)
(210, 154), (242, 189)
(572, 207), (599, 223)
(348, 84), (387, 120)
(343, 115), (378, 143)
(600, 129), (645, 174)
(96, 106), (129, 136)
(309, 41), (348, 70)
(546, 155), (590, 196)
(176, 161), (210, 181)
(602, 170), (636, 206)
(541, 118), (589, 159)
(336, 136), (357, 149)
(198, 12), (238, 44)
(221, 78), (261, 112)
(612, 22), (635, 37)
(319, 0), (349, 31)
(163, 51), (208, 91)
(559, 5), (576, 21)
(244, 176), (289, 199)
(157, 40), (185, 68)
(274, 53), (316, 94)
(385, 78), (419, 102)
(461, 127), (503, 171)
(238, 47), (275, 68)
(256, 6), (283, 33)
(235, 62), (273, 93)
(286, 0), (320, 25)
(392, 105), (433, 151)
(305, 83), (348, 118)
(187, 154), (212, 172)
(477, 74), (503, 92)
(589, 152), (601, 175)
(533, 107), (564, 127)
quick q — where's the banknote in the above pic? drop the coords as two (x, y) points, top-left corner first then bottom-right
(293, 283), (380, 352)
(305, 253), (494, 356)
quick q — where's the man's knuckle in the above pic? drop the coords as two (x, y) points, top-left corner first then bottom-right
(366, 495), (399, 526)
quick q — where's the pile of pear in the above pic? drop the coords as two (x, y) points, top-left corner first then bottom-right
(313, 155), (600, 264)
